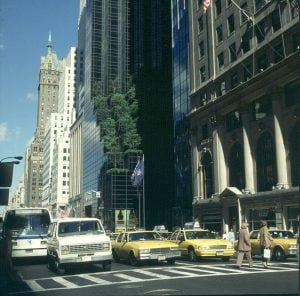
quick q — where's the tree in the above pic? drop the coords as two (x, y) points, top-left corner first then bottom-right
(93, 84), (142, 169)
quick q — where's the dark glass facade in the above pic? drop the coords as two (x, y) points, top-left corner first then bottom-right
(171, 0), (192, 226)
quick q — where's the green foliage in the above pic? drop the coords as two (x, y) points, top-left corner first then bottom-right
(92, 84), (142, 167)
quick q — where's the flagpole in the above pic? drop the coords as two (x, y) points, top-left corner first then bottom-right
(142, 154), (145, 229)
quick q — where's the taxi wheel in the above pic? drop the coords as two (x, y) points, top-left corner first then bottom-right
(272, 247), (286, 261)
(222, 256), (230, 262)
(167, 259), (175, 265)
(188, 248), (196, 262)
(113, 250), (120, 263)
(129, 252), (138, 266)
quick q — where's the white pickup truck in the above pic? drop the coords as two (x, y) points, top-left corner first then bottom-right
(47, 217), (112, 275)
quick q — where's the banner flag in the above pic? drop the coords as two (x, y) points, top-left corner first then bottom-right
(131, 157), (144, 187)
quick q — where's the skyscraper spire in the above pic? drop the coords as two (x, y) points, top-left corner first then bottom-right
(47, 32), (52, 54)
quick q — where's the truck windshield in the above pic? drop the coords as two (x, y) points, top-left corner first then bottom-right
(58, 221), (104, 236)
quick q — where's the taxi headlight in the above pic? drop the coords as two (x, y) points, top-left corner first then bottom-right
(61, 245), (69, 255)
(288, 244), (297, 248)
(139, 248), (151, 254)
(199, 245), (209, 250)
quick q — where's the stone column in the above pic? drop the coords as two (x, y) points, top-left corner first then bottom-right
(240, 107), (255, 193)
(212, 118), (227, 193)
(272, 90), (289, 189)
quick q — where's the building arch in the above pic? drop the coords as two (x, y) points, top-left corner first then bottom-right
(256, 131), (277, 192)
(289, 121), (300, 186)
(228, 142), (245, 190)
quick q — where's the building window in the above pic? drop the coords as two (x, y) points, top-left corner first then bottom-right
(198, 41), (205, 59)
(289, 122), (300, 187)
(216, 25), (223, 43)
(257, 54), (268, 72)
(197, 16), (204, 34)
(218, 52), (225, 70)
(202, 123), (209, 139)
(271, 8), (281, 32)
(229, 142), (245, 190)
(228, 15), (235, 35)
(200, 66), (206, 83)
(227, 0), (232, 7)
(292, 32), (300, 51)
(215, 0), (222, 15)
(229, 43), (237, 62)
(285, 82), (300, 106)
(226, 111), (242, 131)
(274, 43), (284, 63)
(256, 132), (277, 192)
(240, 3), (248, 23)
(255, 20), (266, 43)
(231, 73), (239, 88)
(242, 31), (251, 54)
(244, 64), (252, 81)
(252, 96), (272, 120)
(218, 80), (226, 96)
(255, 0), (265, 12)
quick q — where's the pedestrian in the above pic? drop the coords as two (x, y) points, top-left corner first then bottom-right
(259, 220), (273, 268)
(228, 228), (235, 246)
(236, 222), (253, 269)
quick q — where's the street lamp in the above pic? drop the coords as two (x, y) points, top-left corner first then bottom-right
(0, 156), (23, 163)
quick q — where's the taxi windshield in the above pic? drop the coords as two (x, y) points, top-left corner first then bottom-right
(185, 231), (217, 239)
(129, 232), (161, 241)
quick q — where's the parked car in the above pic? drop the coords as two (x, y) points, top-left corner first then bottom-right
(112, 230), (181, 266)
(168, 229), (235, 261)
(47, 217), (112, 275)
(246, 229), (298, 261)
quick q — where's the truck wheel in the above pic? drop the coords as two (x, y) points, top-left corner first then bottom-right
(54, 256), (65, 276)
(47, 253), (55, 271)
(102, 262), (112, 271)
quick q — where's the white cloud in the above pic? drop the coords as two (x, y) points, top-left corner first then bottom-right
(0, 122), (8, 142)
(26, 92), (37, 102)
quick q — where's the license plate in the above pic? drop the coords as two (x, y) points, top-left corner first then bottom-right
(216, 251), (223, 256)
(158, 255), (166, 261)
(81, 255), (92, 262)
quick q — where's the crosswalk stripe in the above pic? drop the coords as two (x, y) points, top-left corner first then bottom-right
(161, 269), (201, 277)
(26, 280), (45, 291)
(52, 276), (78, 288)
(179, 266), (222, 274)
(134, 269), (171, 279)
(78, 274), (111, 284)
(201, 265), (249, 273)
(114, 273), (144, 281)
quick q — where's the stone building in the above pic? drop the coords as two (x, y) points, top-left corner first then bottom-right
(188, 0), (300, 233)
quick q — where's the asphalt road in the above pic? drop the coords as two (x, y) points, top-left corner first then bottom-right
(2, 257), (299, 296)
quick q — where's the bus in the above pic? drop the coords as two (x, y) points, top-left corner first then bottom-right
(2, 207), (52, 259)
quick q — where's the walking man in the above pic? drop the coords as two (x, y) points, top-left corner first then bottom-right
(236, 222), (253, 268)
(259, 220), (273, 268)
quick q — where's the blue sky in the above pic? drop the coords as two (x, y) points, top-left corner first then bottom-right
(0, 0), (79, 193)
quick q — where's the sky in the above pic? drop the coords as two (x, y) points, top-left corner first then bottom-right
(0, 0), (79, 194)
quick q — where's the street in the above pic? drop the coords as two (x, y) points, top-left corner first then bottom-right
(3, 257), (299, 296)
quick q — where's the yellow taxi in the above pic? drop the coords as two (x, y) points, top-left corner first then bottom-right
(168, 229), (235, 261)
(112, 230), (181, 266)
(247, 229), (298, 261)
(109, 232), (121, 248)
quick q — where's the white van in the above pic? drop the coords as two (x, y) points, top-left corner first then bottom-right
(47, 217), (112, 275)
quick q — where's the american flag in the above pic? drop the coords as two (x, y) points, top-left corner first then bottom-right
(131, 157), (144, 187)
(203, 0), (211, 13)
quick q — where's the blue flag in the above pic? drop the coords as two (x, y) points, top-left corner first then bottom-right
(131, 159), (144, 187)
